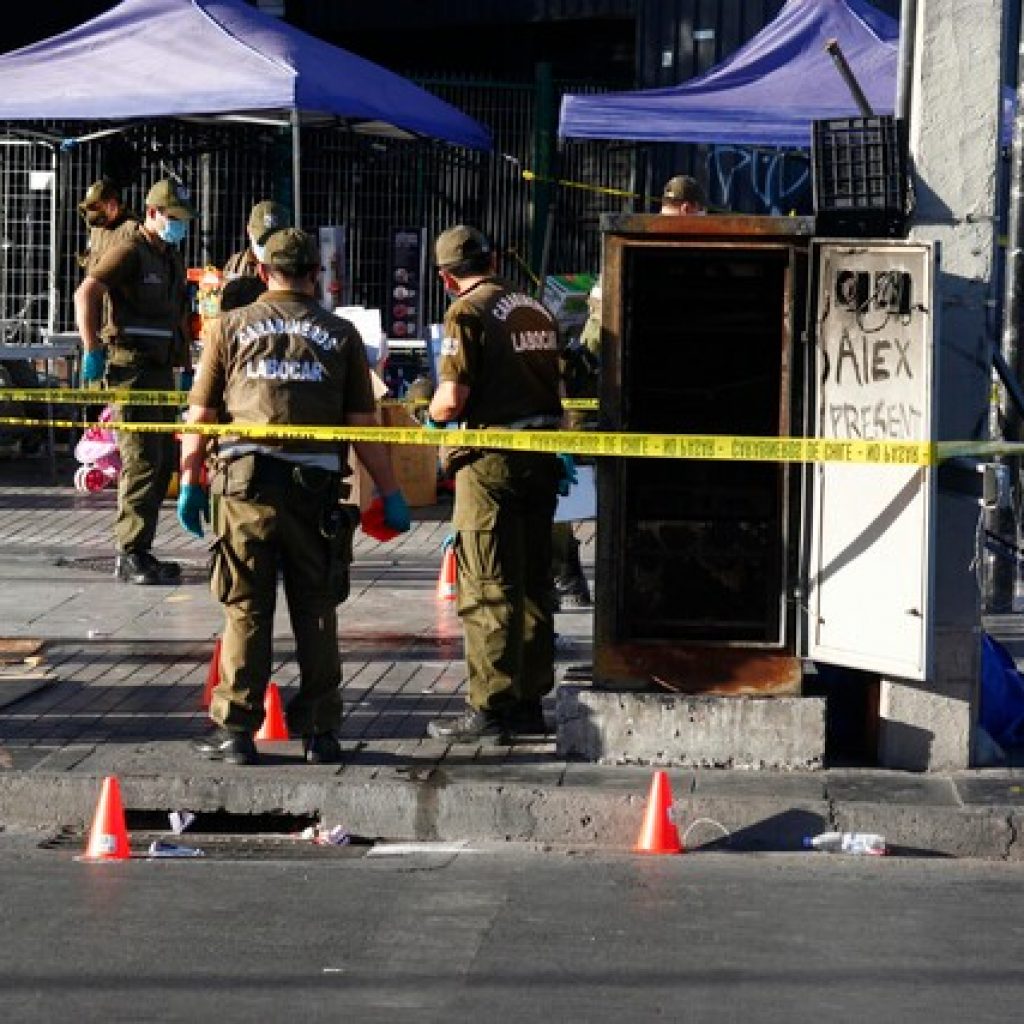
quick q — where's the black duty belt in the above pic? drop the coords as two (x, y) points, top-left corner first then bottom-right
(251, 453), (339, 493)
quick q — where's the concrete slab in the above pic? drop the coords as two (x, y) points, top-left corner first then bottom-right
(692, 769), (827, 801)
(556, 686), (826, 769)
(953, 773), (1024, 806)
(826, 770), (958, 806)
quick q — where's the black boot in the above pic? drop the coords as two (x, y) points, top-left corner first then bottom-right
(191, 726), (259, 766)
(303, 731), (343, 765)
(114, 552), (162, 585)
(554, 571), (592, 609)
(114, 551), (180, 585)
(427, 706), (509, 745)
(149, 553), (181, 581)
(506, 700), (550, 736)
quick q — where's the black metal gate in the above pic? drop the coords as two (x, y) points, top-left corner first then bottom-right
(1, 74), (632, 336)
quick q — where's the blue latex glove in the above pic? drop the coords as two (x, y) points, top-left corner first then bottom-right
(556, 453), (578, 497)
(382, 490), (411, 533)
(177, 483), (210, 539)
(82, 348), (106, 384)
(179, 369), (194, 393)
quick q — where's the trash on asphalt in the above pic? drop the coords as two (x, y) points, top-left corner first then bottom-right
(803, 831), (887, 855)
(169, 810), (196, 834)
(147, 840), (205, 858)
(367, 840), (471, 857)
(298, 824), (351, 847)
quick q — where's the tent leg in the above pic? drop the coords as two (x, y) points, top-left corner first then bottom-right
(290, 107), (302, 228)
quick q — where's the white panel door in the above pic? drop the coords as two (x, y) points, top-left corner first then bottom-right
(804, 242), (936, 680)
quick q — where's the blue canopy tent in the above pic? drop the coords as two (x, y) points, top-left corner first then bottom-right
(558, 0), (898, 148)
(0, 0), (491, 222)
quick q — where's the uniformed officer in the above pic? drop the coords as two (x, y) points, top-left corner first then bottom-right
(551, 275), (602, 610)
(179, 228), (411, 767)
(73, 178), (195, 585)
(221, 199), (291, 310)
(425, 225), (570, 745)
(78, 178), (140, 274)
(659, 174), (707, 215)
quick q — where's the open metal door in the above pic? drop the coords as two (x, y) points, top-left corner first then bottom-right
(801, 240), (937, 681)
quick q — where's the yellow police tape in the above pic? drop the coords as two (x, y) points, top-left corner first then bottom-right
(0, 411), (943, 465)
(0, 387), (600, 411)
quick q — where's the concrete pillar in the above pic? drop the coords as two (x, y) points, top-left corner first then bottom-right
(879, 0), (1006, 769)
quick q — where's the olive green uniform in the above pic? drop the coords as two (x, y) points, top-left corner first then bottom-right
(439, 277), (563, 713)
(83, 213), (141, 335)
(90, 230), (189, 556)
(190, 290), (375, 735)
(85, 213), (141, 275)
(221, 248), (266, 310)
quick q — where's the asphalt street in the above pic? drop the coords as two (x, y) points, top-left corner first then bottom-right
(2, 830), (1024, 1023)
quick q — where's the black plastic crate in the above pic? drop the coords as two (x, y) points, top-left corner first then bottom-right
(812, 115), (908, 237)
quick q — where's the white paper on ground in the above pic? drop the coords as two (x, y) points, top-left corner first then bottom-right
(367, 840), (472, 857)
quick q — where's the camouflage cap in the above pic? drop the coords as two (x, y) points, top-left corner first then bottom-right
(247, 200), (291, 246)
(262, 228), (319, 274)
(435, 225), (490, 270)
(77, 178), (119, 212)
(145, 178), (195, 220)
(662, 174), (706, 207)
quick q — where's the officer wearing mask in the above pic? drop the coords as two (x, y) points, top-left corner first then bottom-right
(221, 200), (291, 310)
(78, 178), (140, 274)
(425, 225), (571, 745)
(74, 178), (195, 586)
(179, 228), (411, 767)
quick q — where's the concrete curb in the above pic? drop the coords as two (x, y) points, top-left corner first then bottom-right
(1, 770), (1021, 860)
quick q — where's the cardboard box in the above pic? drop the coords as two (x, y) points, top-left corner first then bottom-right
(381, 404), (438, 508)
(344, 371), (438, 509)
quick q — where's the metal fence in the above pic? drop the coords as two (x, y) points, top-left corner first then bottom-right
(0, 75), (633, 340)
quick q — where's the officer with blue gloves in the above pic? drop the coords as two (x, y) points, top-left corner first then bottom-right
(179, 228), (409, 767)
(74, 178), (194, 586)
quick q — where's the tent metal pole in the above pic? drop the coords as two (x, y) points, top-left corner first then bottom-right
(290, 107), (302, 228)
(895, 0), (918, 126)
(988, 1), (1024, 613)
(824, 39), (874, 116)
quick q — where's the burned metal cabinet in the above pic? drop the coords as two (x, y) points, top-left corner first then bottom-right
(595, 214), (814, 693)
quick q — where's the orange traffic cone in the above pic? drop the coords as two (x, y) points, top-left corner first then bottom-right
(634, 770), (683, 854)
(436, 545), (457, 602)
(255, 682), (290, 741)
(81, 775), (131, 861)
(201, 636), (222, 710)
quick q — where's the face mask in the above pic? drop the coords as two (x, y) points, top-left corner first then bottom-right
(84, 209), (108, 228)
(158, 215), (188, 245)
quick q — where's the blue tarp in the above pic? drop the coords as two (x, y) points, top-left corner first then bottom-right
(559, 0), (901, 148)
(0, 0), (491, 150)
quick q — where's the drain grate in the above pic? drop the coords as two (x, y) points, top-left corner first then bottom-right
(42, 811), (375, 860)
(54, 555), (208, 584)
(41, 830), (374, 860)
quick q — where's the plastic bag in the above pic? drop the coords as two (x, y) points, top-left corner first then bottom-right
(980, 632), (1024, 750)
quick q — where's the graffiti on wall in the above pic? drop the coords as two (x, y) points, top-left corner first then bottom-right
(707, 145), (812, 216)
